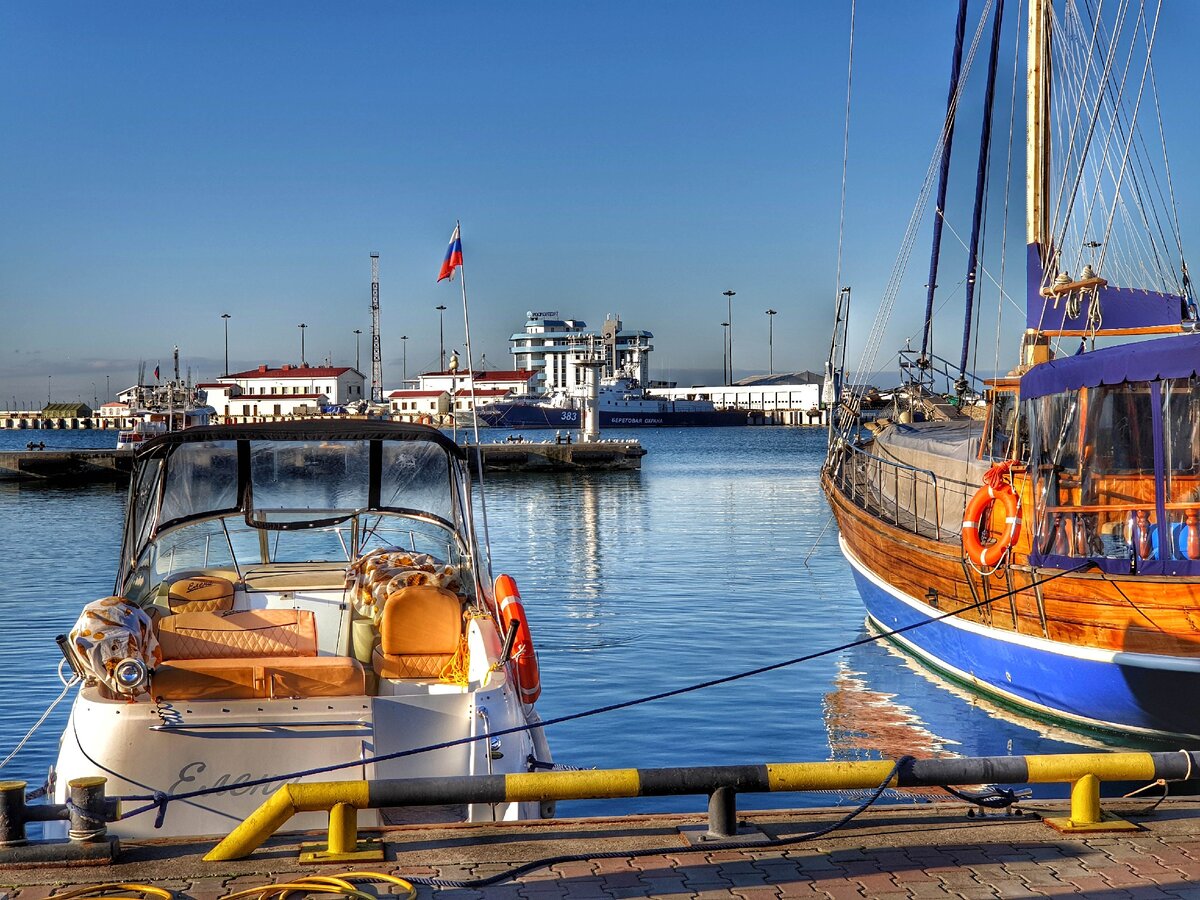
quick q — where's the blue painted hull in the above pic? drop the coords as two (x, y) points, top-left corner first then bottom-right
(841, 539), (1200, 740)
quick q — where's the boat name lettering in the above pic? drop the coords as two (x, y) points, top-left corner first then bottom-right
(168, 760), (294, 797)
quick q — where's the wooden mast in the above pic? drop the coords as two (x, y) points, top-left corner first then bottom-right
(1023, 0), (1053, 360)
(1026, 0), (1051, 264)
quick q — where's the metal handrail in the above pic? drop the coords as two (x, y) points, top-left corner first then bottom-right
(826, 439), (944, 541)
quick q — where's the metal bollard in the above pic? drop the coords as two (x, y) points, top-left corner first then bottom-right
(706, 786), (738, 840)
(0, 781), (28, 847)
(68, 777), (109, 842)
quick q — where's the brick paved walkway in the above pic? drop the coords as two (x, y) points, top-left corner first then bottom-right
(4, 800), (1200, 898)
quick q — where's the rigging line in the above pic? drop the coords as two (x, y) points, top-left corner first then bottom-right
(1095, 0), (1162, 275)
(920, 0), (970, 361)
(1071, 0), (1141, 267)
(1048, 0), (1106, 251)
(958, 0), (1006, 379)
(842, 0), (993, 415)
(1146, 50), (1186, 268)
(937, 215), (1024, 316)
(832, 0), (855, 304)
(108, 560), (1093, 813)
(995, 0), (1024, 376)
(1077, 0), (1171, 285)
(1048, 0), (1131, 282)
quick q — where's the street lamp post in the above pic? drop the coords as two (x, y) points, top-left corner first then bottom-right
(401, 335), (409, 382)
(765, 308), (778, 375)
(47, 375), (51, 405)
(723, 290), (736, 384)
(298, 323), (307, 367)
(106, 375), (110, 403)
(353, 329), (362, 372)
(435, 305), (447, 370)
(721, 322), (730, 387)
(221, 313), (232, 376)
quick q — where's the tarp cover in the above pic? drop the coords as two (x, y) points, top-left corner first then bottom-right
(1020, 332), (1200, 399)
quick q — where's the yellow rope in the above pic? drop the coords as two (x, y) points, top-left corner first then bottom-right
(438, 632), (471, 686)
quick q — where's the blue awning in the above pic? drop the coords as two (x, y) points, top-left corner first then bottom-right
(1020, 332), (1200, 399)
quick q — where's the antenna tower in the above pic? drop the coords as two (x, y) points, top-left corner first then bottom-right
(370, 252), (383, 403)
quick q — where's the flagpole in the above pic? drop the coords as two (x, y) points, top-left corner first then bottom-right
(454, 220), (494, 584)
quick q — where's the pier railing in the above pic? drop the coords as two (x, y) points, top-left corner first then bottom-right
(203, 750), (1189, 861)
(826, 439), (943, 541)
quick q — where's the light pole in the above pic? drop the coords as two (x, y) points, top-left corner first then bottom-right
(106, 375), (110, 403)
(765, 308), (777, 375)
(721, 322), (730, 386)
(435, 305), (447, 370)
(353, 329), (362, 372)
(221, 313), (231, 376)
(723, 290), (736, 385)
(298, 323), (307, 367)
(47, 375), (51, 405)
(92, 382), (97, 407)
(401, 335), (409, 382)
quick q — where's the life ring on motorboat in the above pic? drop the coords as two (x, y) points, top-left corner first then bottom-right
(494, 573), (541, 704)
(962, 481), (1021, 568)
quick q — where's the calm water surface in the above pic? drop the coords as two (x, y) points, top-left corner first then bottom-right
(0, 427), (1132, 818)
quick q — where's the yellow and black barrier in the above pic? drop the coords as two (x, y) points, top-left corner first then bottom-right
(205, 750), (1198, 861)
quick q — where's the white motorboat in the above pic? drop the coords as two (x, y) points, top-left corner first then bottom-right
(52, 419), (551, 838)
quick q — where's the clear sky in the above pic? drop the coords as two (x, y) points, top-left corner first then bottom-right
(3, 1), (1199, 407)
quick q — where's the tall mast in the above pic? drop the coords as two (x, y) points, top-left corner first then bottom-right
(1026, 0), (1051, 262)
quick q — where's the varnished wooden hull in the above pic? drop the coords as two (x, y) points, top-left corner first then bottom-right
(824, 473), (1200, 740)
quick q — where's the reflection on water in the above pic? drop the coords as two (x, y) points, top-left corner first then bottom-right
(0, 426), (1175, 819)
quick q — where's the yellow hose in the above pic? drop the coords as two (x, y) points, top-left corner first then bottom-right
(40, 885), (173, 900)
(222, 871), (415, 900)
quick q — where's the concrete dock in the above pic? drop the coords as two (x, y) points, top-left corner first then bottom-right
(4, 799), (1200, 897)
(0, 441), (645, 483)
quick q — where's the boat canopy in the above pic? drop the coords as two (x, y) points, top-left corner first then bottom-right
(1020, 333), (1200, 400)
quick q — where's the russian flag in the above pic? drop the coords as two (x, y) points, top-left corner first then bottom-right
(153, 365), (160, 380)
(437, 224), (463, 282)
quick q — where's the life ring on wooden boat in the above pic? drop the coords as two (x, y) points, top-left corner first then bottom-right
(962, 482), (1021, 568)
(494, 573), (541, 704)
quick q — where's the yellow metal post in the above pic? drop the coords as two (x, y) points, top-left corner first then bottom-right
(299, 800), (383, 865)
(1043, 773), (1138, 834)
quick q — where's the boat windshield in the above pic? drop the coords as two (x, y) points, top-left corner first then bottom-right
(119, 428), (472, 601)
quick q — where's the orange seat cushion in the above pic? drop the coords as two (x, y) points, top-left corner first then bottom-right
(166, 575), (235, 613)
(151, 656), (365, 700)
(158, 609), (317, 660)
(371, 645), (456, 680)
(373, 585), (462, 680)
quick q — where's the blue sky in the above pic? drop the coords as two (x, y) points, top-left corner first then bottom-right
(3, 2), (1199, 407)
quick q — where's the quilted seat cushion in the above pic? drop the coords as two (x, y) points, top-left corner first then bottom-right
(158, 609), (317, 660)
(166, 575), (235, 613)
(152, 656), (365, 700)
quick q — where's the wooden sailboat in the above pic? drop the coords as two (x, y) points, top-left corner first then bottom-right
(823, 0), (1200, 740)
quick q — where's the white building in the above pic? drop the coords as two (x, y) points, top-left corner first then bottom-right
(416, 368), (537, 398)
(194, 364), (363, 422)
(509, 312), (652, 393)
(388, 390), (451, 420)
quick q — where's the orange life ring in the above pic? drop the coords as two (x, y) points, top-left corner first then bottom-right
(494, 573), (541, 704)
(962, 482), (1021, 568)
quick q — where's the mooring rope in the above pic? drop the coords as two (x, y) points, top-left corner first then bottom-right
(95, 561), (1091, 824)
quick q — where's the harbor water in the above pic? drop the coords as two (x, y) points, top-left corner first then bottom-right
(0, 427), (1140, 825)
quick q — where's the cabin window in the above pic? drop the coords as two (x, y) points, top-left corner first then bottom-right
(1162, 377), (1200, 560)
(982, 390), (1020, 459)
